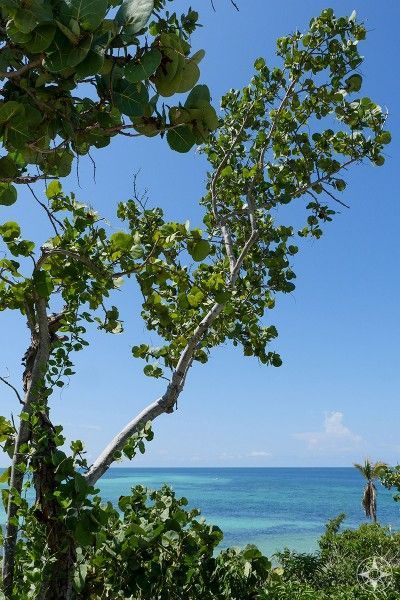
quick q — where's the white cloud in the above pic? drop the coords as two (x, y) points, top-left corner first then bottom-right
(294, 412), (362, 451)
(218, 450), (271, 461)
(248, 451), (271, 458)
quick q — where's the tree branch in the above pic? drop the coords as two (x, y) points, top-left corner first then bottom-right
(84, 188), (261, 485)
(0, 376), (23, 405)
(0, 56), (43, 80)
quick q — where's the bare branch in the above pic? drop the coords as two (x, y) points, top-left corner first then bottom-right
(27, 184), (65, 236)
(0, 56), (43, 80)
(0, 174), (58, 185)
(0, 376), (23, 405)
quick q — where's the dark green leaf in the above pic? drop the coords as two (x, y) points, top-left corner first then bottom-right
(166, 126), (196, 153)
(113, 80), (149, 117)
(124, 48), (161, 83)
(0, 184), (17, 206)
(61, 0), (108, 31)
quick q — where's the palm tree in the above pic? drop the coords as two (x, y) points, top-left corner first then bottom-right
(354, 460), (387, 522)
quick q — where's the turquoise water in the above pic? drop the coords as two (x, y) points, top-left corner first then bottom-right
(2, 468), (399, 556)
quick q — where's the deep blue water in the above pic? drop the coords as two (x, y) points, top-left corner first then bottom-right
(2, 468), (399, 556)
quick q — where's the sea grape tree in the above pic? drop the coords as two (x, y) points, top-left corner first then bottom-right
(0, 0), (217, 203)
(0, 7), (391, 599)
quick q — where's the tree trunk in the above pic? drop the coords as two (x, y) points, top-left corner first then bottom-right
(33, 437), (76, 600)
(2, 304), (68, 597)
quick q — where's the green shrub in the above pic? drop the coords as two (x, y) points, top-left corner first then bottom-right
(74, 485), (273, 599)
(273, 513), (400, 598)
(7, 489), (400, 599)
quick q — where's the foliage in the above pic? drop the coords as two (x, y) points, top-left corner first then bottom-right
(380, 465), (400, 502)
(8, 484), (277, 599)
(8, 490), (400, 599)
(273, 514), (400, 598)
(0, 0), (217, 202)
(0, 6), (392, 598)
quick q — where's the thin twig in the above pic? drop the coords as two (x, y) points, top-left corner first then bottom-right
(0, 376), (23, 405)
(27, 184), (64, 235)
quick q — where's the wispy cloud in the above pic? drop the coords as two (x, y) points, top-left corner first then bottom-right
(248, 451), (271, 458)
(218, 450), (271, 460)
(294, 412), (362, 451)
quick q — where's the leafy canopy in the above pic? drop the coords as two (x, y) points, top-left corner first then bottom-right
(0, 0), (218, 203)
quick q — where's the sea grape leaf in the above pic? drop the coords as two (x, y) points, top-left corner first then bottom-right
(113, 80), (149, 117)
(185, 84), (211, 108)
(166, 126), (196, 153)
(345, 74), (362, 92)
(28, 23), (56, 52)
(124, 48), (161, 83)
(0, 185), (17, 206)
(44, 33), (92, 73)
(116, 0), (154, 35)
(0, 221), (20, 241)
(188, 239), (211, 261)
(61, 0), (108, 32)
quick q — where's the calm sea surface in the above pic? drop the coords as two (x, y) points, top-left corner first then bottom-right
(2, 468), (399, 556)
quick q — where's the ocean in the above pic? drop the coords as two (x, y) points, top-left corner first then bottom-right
(2, 468), (399, 556)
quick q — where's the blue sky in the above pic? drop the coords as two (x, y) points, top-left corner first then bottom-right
(1, 1), (399, 467)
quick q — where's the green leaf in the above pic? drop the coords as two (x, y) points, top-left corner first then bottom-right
(28, 23), (56, 52)
(61, 0), (108, 31)
(374, 155), (385, 166)
(73, 563), (88, 593)
(33, 270), (54, 298)
(116, 0), (154, 35)
(185, 84), (211, 108)
(110, 231), (133, 251)
(74, 514), (94, 547)
(113, 80), (149, 117)
(190, 49), (205, 65)
(0, 102), (24, 124)
(46, 180), (62, 199)
(44, 33), (92, 73)
(75, 49), (104, 78)
(345, 74), (362, 93)
(44, 150), (74, 177)
(271, 353), (282, 367)
(0, 468), (10, 484)
(143, 364), (163, 378)
(14, 0), (53, 34)
(377, 131), (391, 145)
(187, 286), (204, 307)
(0, 156), (18, 178)
(124, 48), (162, 83)
(0, 184), (17, 206)
(6, 21), (32, 44)
(166, 126), (196, 153)
(0, 221), (20, 241)
(188, 239), (211, 261)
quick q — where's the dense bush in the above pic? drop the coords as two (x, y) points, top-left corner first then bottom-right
(8, 485), (400, 599)
(274, 513), (400, 599)
(8, 485), (275, 599)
